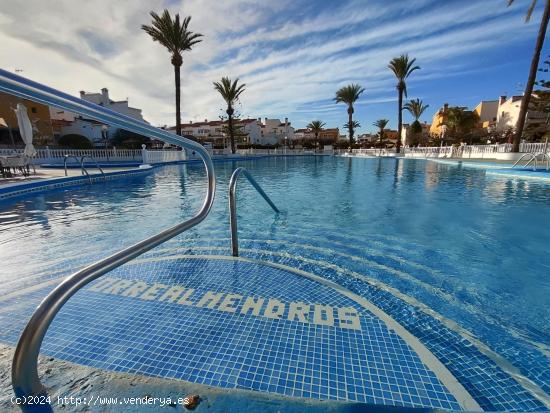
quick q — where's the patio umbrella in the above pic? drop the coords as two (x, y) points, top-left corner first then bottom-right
(15, 103), (37, 157)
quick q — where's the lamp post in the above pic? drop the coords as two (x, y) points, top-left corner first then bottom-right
(101, 125), (109, 161)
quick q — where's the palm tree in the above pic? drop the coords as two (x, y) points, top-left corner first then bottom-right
(444, 107), (480, 142)
(213, 77), (246, 154)
(404, 98), (429, 145)
(344, 120), (361, 131)
(306, 120), (326, 151)
(388, 54), (420, 153)
(335, 84), (365, 148)
(373, 119), (389, 147)
(142, 10), (203, 136)
(507, 0), (550, 152)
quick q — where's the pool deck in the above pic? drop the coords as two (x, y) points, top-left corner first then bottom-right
(0, 166), (137, 187)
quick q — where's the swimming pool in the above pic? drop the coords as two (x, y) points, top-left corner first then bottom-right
(1, 156), (549, 411)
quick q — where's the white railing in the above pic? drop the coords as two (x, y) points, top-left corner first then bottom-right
(404, 142), (549, 159)
(142, 149), (186, 164)
(0, 147), (143, 164)
(404, 146), (454, 158)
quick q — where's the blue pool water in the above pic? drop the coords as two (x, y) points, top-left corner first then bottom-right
(1, 156), (549, 411)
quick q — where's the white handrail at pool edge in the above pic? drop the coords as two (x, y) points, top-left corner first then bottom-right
(0, 68), (216, 411)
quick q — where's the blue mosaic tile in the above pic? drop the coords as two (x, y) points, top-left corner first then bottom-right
(0, 258), (462, 410)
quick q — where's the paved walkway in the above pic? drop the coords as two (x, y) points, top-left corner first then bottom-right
(0, 167), (136, 187)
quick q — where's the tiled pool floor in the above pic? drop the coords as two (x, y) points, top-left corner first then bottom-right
(0, 256), (480, 411)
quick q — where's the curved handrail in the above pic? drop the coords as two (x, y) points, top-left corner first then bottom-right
(512, 153), (537, 170)
(536, 152), (550, 170)
(63, 155), (87, 177)
(80, 155), (105, 180)
(229, 167), (279, 257)
(0, 69), (216, 406)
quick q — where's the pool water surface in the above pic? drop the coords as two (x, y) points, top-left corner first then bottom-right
(0, 156), (549, 411)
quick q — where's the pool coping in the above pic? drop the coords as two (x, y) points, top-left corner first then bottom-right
(0, 343), (459, 413)
(0, 165), (154, 201)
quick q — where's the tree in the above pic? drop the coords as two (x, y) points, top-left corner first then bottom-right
(444, 107), (480, 142)
(335, 84), (365, 148)
(373, 119), (389, 147)
(306, 120), (326, 150)
(525, 56), (550, 140)
(142, 10), (203, 137)
(388, 54), (420, 153)
(404, 98), (429, 145)
(58, 134), (93, 149)
(507, 0), (550, 151)
(112, 129), (151, 149)
(213, 77), (246, 154)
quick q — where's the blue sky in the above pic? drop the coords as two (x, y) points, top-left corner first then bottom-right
(0, 0), (548, 134)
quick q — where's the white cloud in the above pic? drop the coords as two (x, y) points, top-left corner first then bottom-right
(0, 0), (539, 132)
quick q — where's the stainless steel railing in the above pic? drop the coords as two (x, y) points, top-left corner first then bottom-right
(80, 155), (105, 178)
(0, 69), (216, 407)
(63, 155), (105, 184)
(63, 155), (86, 177)
(512, 153), (538, 170)
(229, 167), (279, 256)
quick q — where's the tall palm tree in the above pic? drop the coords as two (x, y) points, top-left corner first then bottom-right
(213, 77), (246, 154)
(306, 120), (326, 150)
(404, 98), (429, 144)
(388, 54), (420, 153)
(335, 84), (365, 148)
(507, 0), (550, 152)
(142, 10), (203, 136)
(373, 119), (389, 147)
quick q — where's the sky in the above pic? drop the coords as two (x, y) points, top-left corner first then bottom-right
(0, 0), (548, 135)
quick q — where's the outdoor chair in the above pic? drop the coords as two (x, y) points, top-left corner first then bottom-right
(0, 155), (31, 177)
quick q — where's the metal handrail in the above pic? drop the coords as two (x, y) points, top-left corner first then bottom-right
(229, 167), (279, 257)
(63, 155), (87, 177)
(536, 153), (550, 170)
(512, 153), (538, 170)
(0, 69), (216, 407)
(80, 155), (105, 181)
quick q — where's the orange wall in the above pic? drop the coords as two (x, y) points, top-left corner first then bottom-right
(0, 91), (54, 145)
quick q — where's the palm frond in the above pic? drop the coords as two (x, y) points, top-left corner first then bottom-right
(404, 98), (429, 120)
(142, 9), (203, 58)
(307, 120), (326, 132)
(334, 83), (365, 106)
(373, 119), (389, 129)
(213, 76), (246, 105)
(388, 54), (420, 96)
(508, 0), (538, 21)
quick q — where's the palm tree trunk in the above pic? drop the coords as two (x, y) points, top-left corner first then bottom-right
(228, 106), (236, 154)
(348, 107), (353, 148)
(512, 0), (550, 152)
(174, 64), (182, 136)
(315, 133), (318, 152)
(397, 88), (403, 153)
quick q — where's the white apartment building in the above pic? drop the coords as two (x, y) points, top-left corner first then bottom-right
(50, 88), (148, 147)
(174, 118), (262, 146)
(80, 88), (146, 123)
(496, 95), (546, 133)
(173, 117), (295, 147)
(260, 118), (294, 145)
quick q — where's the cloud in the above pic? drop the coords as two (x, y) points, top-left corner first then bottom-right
(0, 0), (540, 133)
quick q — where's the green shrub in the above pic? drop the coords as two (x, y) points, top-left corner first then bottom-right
(58, 134), (93, 149)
